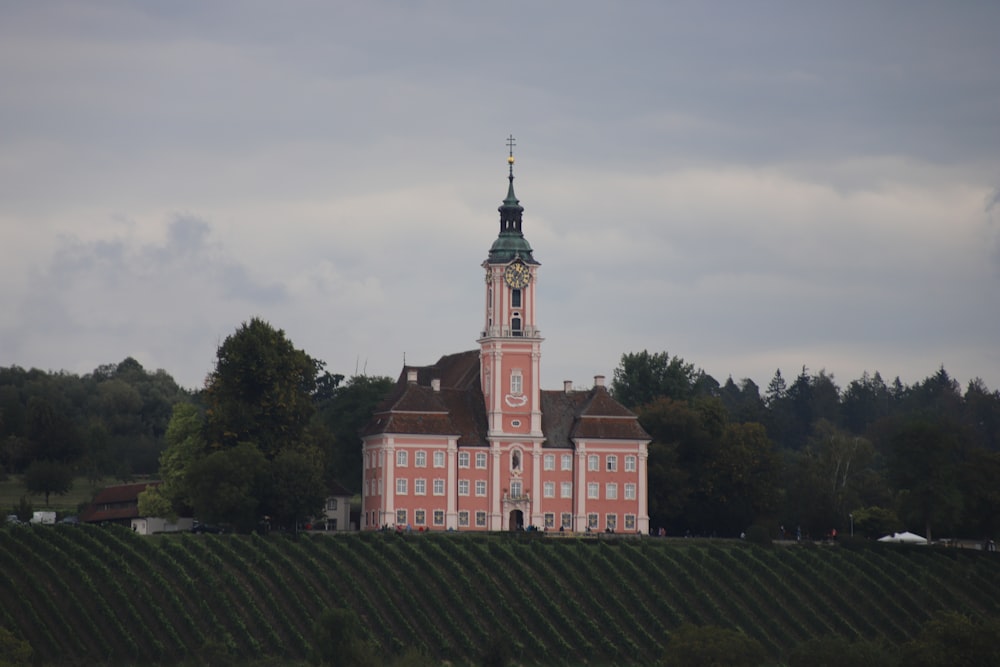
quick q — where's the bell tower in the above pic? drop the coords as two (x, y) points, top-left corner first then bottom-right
(478, 137), (544, 440)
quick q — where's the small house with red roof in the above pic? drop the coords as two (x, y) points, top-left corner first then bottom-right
(80, 481), (193, 534)
(361, 146), (650, 533)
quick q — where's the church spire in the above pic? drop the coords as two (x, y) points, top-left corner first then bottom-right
(488, 135), (536, 264)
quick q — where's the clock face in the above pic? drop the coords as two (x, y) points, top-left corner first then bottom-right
(504, 261), (531, 288)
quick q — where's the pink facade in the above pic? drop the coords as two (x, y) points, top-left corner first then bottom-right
(361, 151), (649, 533)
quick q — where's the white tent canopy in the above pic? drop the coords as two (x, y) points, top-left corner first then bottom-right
(878, 531), (928, 544)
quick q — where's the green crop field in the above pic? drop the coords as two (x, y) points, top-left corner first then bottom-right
(1, 525), (999, 666)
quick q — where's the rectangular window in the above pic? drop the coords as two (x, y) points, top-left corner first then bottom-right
(414, 510), (426, 525)
(606, 483), (618, 500)
(396, 450), (408, 467)
(561, 454), (572, 471)
(433, 510), (445, 526)
(607, 514), (617, 532)
(543, 454), (555, 471)
(510, 373), (522, 395)
(396, 478), (408, 495)
(433, 451), (445, 468)
(326, 498), (337, 510)
(587, 513), (598, 530)
(476, 452), (488, 469)
(458, 480), (469, 496)
(433, 479), (445, 495)
(378, 479), (382, 495)
(511, 288), (522, 308)
(415, 451), (426, 467)
(587, 455), (599, 472)
(606, 455), (618, 472)
(625, 455), (637, 472)
(396, 509), (407, 525)
(561, 512), (573, 529)
(459, 511), (470, 527)
(587, 482), (599, 499)
(475, 511), (487, 527)
(475, 480), (487, 496)
(625, 514), (636, 531)
(544, 513), (555, 529)
(510, 480), (522, 498)
(543, 481), (555, 498)
(561, 481), (572, 498)
(625, 483), (636, 500)
(458, 452), (470, 468)
(414, 478), (426, 495)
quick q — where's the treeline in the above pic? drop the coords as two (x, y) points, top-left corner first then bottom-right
(611, 351), (1000, 543)
(0, 320), (392, 515)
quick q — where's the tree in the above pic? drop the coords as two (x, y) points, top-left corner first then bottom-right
(203, 317), (320, 458)
(887, 416), (965, 541)
(138, 402), (205, 520)
(267, 446), (327, 529)
(313, 374), (394, 493)
(611, 350), (697, 409)
(900, 612), (1000, 667)
(788, 636), (897, 667)
(309, 608), (379, 667)
(659, 624), (767, 667)
(185, 443), (270, 532)
(0, 627), (33, 667)
(22, 459), (74, 505)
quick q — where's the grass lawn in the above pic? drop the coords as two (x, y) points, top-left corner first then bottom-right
(0, 475), (121, 516)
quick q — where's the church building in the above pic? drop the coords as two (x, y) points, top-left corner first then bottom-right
(360, 144), (650, 533)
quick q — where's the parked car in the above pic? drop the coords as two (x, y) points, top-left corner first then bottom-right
(191, 523), (223, 534)
(5, 515), (22, 525)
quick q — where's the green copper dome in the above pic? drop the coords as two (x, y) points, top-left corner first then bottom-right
(487, 153), (538, 264)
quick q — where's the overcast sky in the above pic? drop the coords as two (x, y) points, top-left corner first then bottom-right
(2, 1), (999, 395)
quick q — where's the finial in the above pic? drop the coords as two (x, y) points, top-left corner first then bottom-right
(506, 134), (516, 175)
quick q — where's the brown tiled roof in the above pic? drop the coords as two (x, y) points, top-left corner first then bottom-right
(362, 351), (647, 448)
(80, 481), (161, 523)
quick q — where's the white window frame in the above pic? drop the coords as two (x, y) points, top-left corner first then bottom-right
(433, 510), (445, 526)
(543, 481), (555, 498)
(396, 450), (408, 467)
(475, 511), (487, 527)
(475, 480), (487, 497)
(544, 513), (555, 529)
(433, 451), (445, 468)
(588, 455), (599, 472)
(458, 511), (470, 527)
(458, 480), (470, 496)
(606, 483), (618, 500)
(433, 479), (445, 496)
(561, 454), (572, 471)
(606, 455), (618, 472)
(396, 478), (408, 495)
(458, 451), (470, 468)
(607, 514), (617, 531)
(510, 480), (522, 498)
(510, 371), (522, 395)
(476, 452), (488, 469)
(587, 513), (598, 530)
(396, 509), (407, 525)
(415, 451), (426, 467)
(587, 482), (599, 499)
(625, 514), (636, 531)
(561, 481), (572, 499)
(625, 455), (637, 472)
(414, 509), (426, 525)
(414, 478), (426, 495)
(625, 483), (636, 500)
(543, 454), (555, 471)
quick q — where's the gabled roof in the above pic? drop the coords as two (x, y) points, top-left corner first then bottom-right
(362, 352), (648, 448)
(80, 481), (161, 523)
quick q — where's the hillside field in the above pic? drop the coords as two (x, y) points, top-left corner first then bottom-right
(1, 525), (999, 666)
